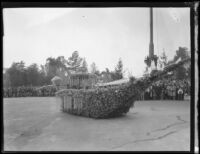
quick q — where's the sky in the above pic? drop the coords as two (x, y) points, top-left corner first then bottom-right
(3, 7), (190, 77)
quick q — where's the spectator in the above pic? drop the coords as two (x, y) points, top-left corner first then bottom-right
(3, 85), (57, 98)
(178, 88), (183, 100)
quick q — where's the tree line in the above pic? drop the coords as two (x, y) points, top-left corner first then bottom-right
(3, 47), (190, 89)
(3, 51), (124, 88)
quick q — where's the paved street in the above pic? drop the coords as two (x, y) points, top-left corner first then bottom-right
(4, 97), (191, 151)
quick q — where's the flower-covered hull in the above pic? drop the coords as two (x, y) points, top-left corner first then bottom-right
(56, 83), (138, 118)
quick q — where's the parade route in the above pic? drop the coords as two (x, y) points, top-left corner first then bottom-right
(4, 97), (192, 151)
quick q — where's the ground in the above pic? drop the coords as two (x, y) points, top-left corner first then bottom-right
(3, 97), (194, 151)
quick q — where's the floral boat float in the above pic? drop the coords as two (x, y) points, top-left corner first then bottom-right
(52, 58), (190, 119)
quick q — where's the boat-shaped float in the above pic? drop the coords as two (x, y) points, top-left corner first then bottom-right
(53, 58), (190, 119)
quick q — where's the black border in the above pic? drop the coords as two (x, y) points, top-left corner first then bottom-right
(0, 2), (195, 8)
(190, 4), (195, 154)
(1, 1), (197, 153)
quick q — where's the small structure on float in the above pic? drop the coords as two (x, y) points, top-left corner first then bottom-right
(68, 73), (98, 89)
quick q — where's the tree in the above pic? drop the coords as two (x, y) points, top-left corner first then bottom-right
(90, 62), (99, 75)
(45, 57), (58, 78)
(167, 47), (190, 80)
(6, 61), (27, 87)
(111, 58), (123, 80)
(79, 58), (88, 73)
(38, 64), (49, 85)
(3, 71), (11, 88)
(173, 47), (190, 62)
(66, 51), (83, 72)
(44, 56), (68, 83)
(56, 56), (68, 71)
(26, 63), (40, 86)
(55, 56), (69, 78)
(101, 68), (113, 82)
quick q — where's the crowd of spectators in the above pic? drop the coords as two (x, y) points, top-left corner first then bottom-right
(140, 78), (190, 101)
(3, 78), (190, 101)
(3, 85), (57, 97)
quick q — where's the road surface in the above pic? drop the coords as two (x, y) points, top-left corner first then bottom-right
(4, 97), (192, 151)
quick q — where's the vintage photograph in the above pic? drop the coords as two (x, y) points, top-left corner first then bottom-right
(2, 4), (196, 151)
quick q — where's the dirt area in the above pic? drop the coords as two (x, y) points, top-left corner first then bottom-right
(3, 97), (193, 151)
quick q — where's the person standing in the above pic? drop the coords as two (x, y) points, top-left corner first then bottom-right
(167, 85), (171, 100)
(172, 85), (176, 100)
(175, 86), (179, 100)
(150, 86), (153, 100)
(152, 85), (156, 100)
(145, 88), (150, 100)
(182, 87), (185, 100)
(178, 88), (183, 100)
(161, 88), (164, 100)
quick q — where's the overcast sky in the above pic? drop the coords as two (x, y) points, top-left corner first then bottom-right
(3, 7), (190, 77)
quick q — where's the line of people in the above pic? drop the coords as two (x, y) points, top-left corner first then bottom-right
(139, 78), (190, 101)
(3, 86), (57, 98)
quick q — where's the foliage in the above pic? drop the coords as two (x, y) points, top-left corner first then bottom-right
(153, 55), (159, 67)
(80, 58), (88, 73)
(3, 51), (88, 88)
(6, 61), (27, 87)
(129, 76), (136, 83)
(100, 68), (113, 83)
(56, 82), (137, 119)
(45, 56), (67, 79)
(173, 47), (190, 62)
(3, 72), (11, 88)
(90, 62), (99, 75)
(111, 58), (123, 80)
(144, 55), (158, 68)
(26, 63), (40, 86)
(66, 51), (83, 71)
(144, 56), (151, 67)
(149, 57), (191, 84)
(150, 70), (162, 77)
(4, 47), (190, 91)
(167, 47), (190, 80)
(99, 59), (124, 82)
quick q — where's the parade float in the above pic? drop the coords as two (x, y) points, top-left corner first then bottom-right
(53, 58), (190, 119)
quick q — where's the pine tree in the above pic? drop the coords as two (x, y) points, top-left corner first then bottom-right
(80, 58), (88, 73)
(90, 62), (98, 74)
(66, 51), (83, 72)
(112, 58), (123, 80)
